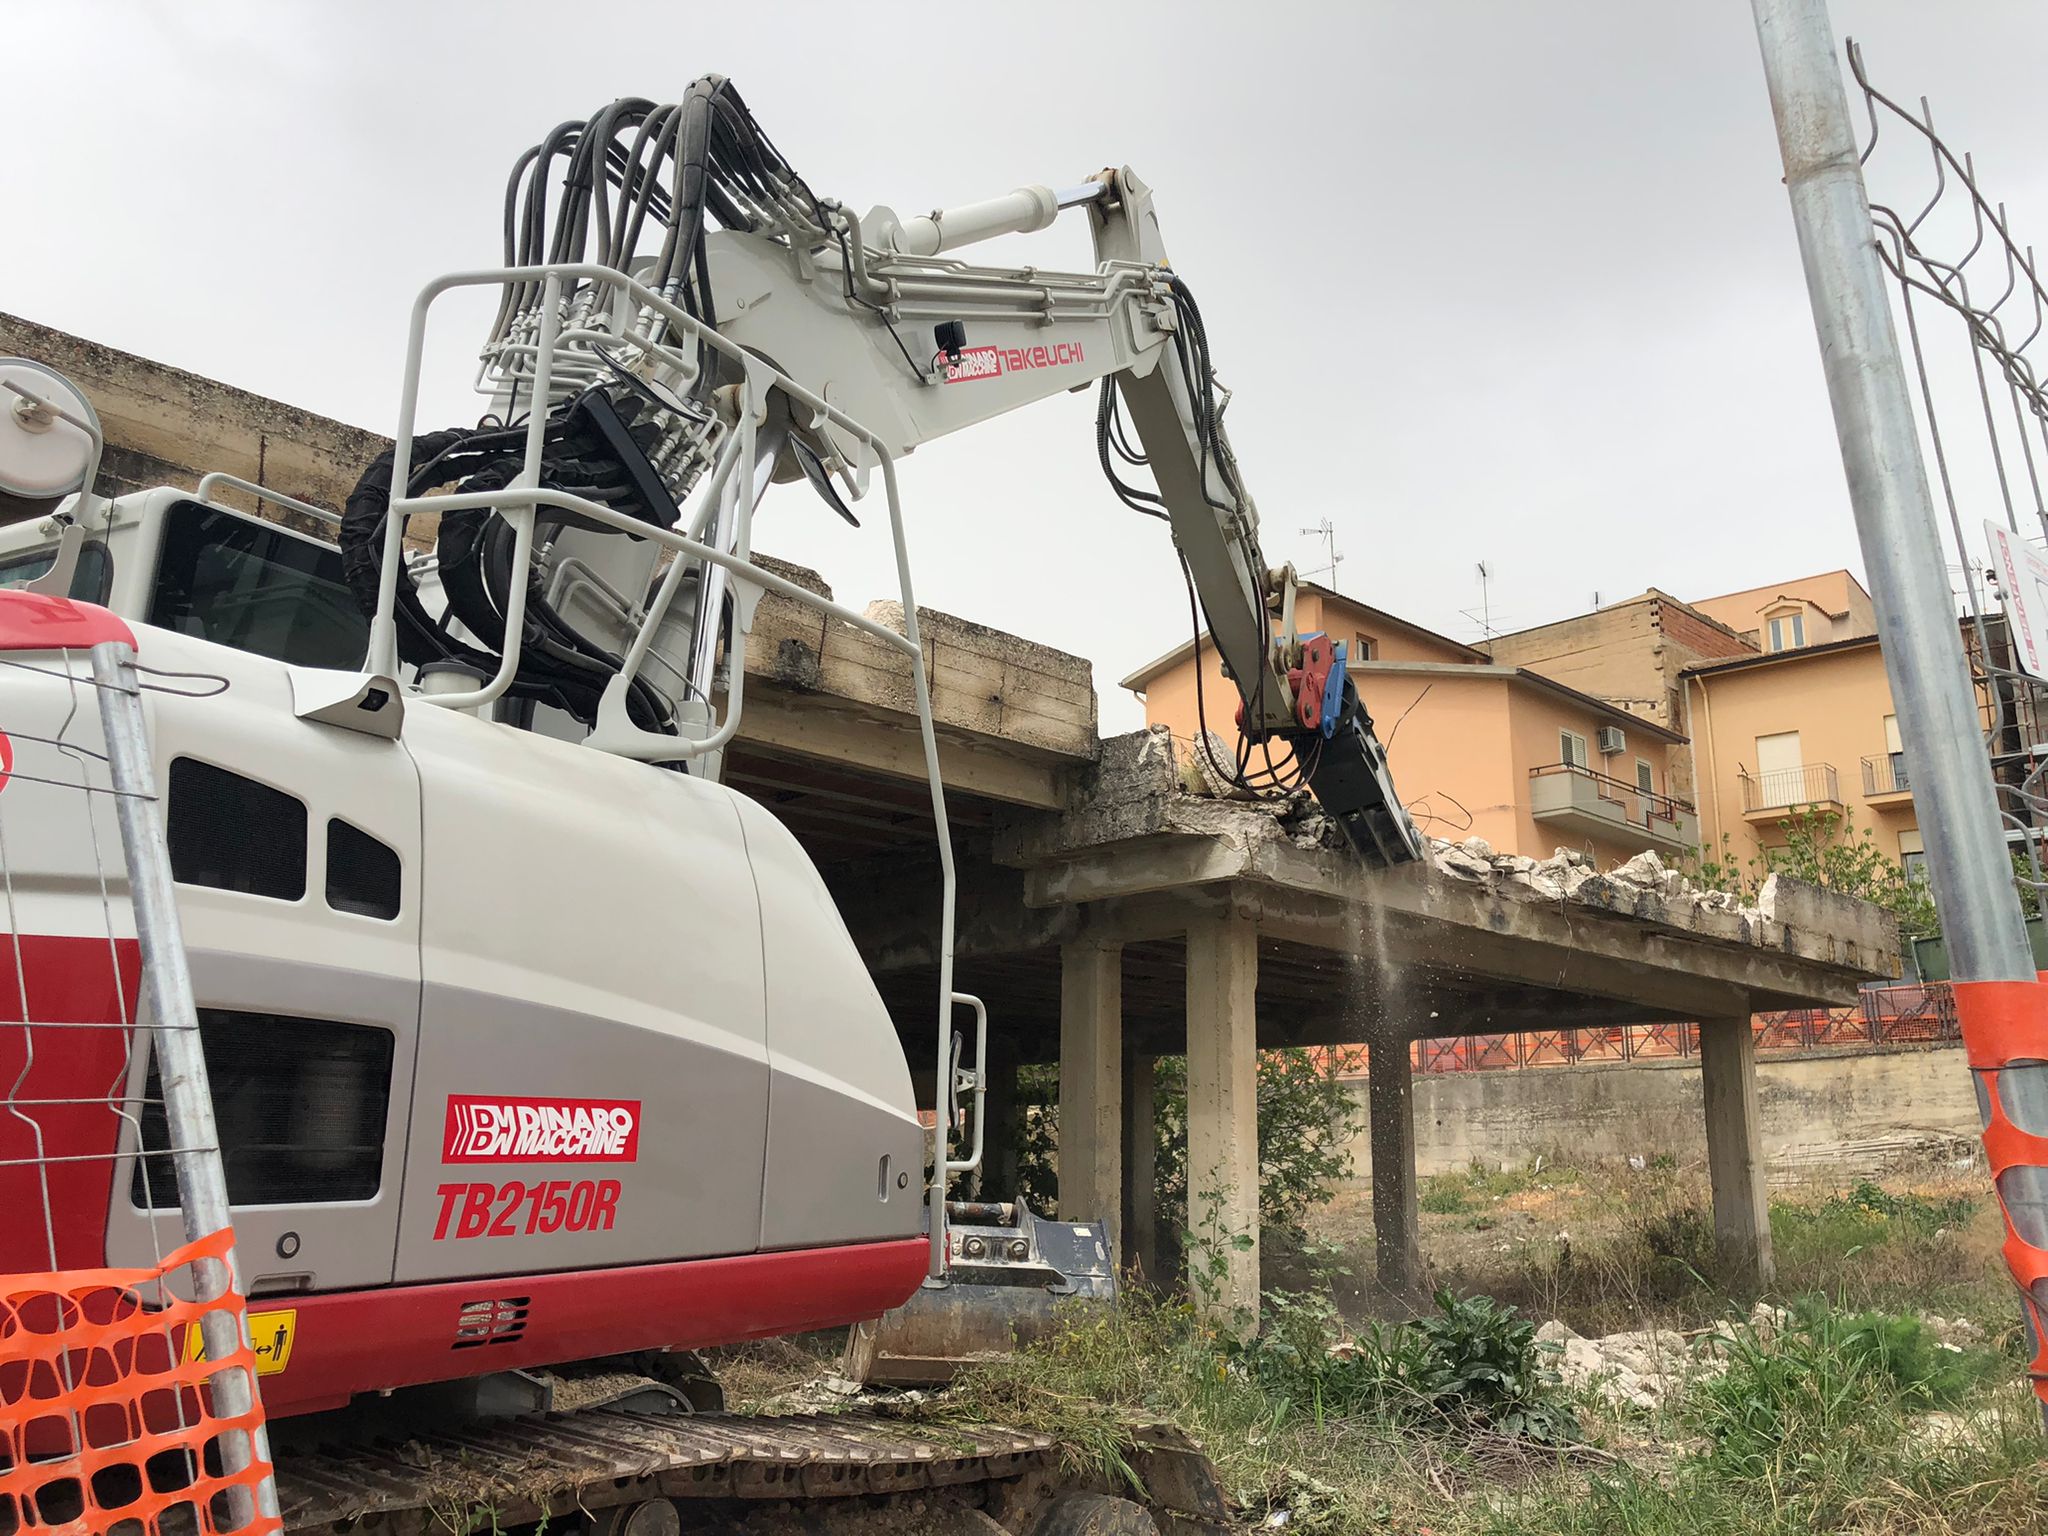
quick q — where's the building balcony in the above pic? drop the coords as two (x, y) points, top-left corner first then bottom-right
(1860, 752), (1914, 807)
(1739, 762), (1844, 821)
(1529, 763), (1698, 851)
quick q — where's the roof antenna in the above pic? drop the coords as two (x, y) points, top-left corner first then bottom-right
(1299, 518), (1342, 590)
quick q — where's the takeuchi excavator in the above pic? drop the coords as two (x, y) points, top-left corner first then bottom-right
(0, 79), (1420, 1534)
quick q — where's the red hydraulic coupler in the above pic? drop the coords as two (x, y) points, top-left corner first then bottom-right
(1951, 975), (2048, 1406)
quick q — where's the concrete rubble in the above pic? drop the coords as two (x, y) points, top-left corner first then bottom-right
(1007, 725), (1902, 981)
(1533, 1303), (1790, 1412)
(1534, 1304), (1986, 1415)
(1425, 836), (1763, 925)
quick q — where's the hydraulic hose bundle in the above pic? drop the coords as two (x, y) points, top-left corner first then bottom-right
(345, 78), (822, 728)
(339, 391), (679, 730)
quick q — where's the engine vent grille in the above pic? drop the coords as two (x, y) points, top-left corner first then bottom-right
(452, 1296), (530, 1349)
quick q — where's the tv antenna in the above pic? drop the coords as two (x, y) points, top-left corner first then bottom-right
(1299, 518), (1343, 588)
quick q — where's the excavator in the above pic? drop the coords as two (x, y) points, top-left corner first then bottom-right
(0, 79), (1420, 1535)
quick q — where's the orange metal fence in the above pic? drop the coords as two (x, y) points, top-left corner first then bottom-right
(1330, 985), (1959, 1077)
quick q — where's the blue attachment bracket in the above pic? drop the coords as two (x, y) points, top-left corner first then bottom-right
(1320, 641), (1349, 739)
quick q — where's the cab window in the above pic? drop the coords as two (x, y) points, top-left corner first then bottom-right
(148, 500), (367, 669)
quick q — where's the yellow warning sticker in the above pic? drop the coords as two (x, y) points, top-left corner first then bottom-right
(184, 1308), (296, 1376)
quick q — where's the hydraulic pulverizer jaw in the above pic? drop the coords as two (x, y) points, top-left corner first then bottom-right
(1256, 571), (1426, 869)
(1287, 681), (1425, 868)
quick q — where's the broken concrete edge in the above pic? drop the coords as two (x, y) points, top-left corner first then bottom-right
(995, 726), (1902, 980)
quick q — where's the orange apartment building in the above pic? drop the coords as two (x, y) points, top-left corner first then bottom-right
(1121, 583), (1697, 867)
(1681, 634), (1921, 875)
(1124, 568), (2007, 892)
(1486, 589), (1756, 802)
(1690, 569), (1878, 655)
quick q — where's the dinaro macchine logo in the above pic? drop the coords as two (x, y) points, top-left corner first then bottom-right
(943, 342), (1086, 383)
(443, 1096), (641, 1163)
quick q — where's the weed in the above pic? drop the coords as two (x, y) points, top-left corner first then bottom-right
(1422, 1182), (1473, 1215)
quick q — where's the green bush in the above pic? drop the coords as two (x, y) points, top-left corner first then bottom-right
(1229, 1287), (1579, 1445)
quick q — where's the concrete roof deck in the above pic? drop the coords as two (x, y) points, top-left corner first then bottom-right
(853, 728), (1898, 1067)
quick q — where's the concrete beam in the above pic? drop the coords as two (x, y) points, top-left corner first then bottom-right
(0, 311), (387, 522)
(1700, 1011), (1775, 1288)
(1026, 838), (1866, 1012)
(1367, 1027), (1424, 1303)
(736, 688), (1072, 810)
(1185, 912), (1259, 1329)
(733, 584), (1096, 810)
(1059, 937), (1124, 1254)
(831, 848), (1075, 972)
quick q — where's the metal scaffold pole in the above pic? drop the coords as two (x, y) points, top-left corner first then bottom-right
(1751, 0), (2048, 1421)
(1749, 0), (2032, 978)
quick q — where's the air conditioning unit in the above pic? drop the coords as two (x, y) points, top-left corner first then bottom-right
(1597, 725), (1627, 756)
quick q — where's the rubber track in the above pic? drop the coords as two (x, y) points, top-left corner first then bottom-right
(275, 1408), (1059, 1533)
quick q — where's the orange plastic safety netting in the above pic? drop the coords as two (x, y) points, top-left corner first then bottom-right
(1952, 976), (2048, 1408)
(0, 1229), (279, 1536)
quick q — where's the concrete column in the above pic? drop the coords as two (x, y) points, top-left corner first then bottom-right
(1185, 912), (1259, 1328)
(1059, 938), (1123, 1252)
(1699, 1011), (1775, 1288)
(1122, 1051), (1159, 1283)
(1367, 1027), (1424, 1303)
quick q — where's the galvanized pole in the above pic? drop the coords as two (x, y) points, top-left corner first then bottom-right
(1751, 0), (2048, 1425)
(1749, 0), (2034, 984)
(93, 639), (282, 1526)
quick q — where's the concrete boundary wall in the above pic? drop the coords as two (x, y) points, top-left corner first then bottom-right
(1337, 1045), (1979, 1183)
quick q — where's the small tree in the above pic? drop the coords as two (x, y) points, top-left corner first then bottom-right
(1684, 809), (1937, 937)
(1008, 1048), (1364, 1244)
(1151, 1046), (1365, 1245)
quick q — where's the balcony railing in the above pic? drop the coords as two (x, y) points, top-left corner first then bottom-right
(1528, 762), (1697, 849)
(1861, 752), (1911, 797)
(1738, 761), (1841, 813)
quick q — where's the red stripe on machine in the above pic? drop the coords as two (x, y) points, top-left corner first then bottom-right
(253, 1237), (930, 1418)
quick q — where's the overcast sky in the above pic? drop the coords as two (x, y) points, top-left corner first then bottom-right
(10, 1), (2048, 730)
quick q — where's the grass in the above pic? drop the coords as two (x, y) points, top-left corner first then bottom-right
(1484, 1302), (2041, 1536)
(930, 1292), (1555, 1533)
(921, 1156), (2042, 1533)
(1312, 1154), (2017, 1341)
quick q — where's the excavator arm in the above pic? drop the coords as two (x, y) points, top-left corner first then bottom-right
(688, 164), (1420, 865)
(352, 82), (1422, 865)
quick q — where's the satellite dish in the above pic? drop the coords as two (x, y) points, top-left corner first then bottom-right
(0, 358), (101, 511)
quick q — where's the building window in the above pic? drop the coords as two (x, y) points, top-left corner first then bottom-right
(1767, 611), (1806, 652)
(1352, 633), (1377, 662)
(1753, 730), (1805, 808)
(1560, 730), (1588, 769)
(1636, 759), (1656, 797)
(1898, 829), (1928, 885)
